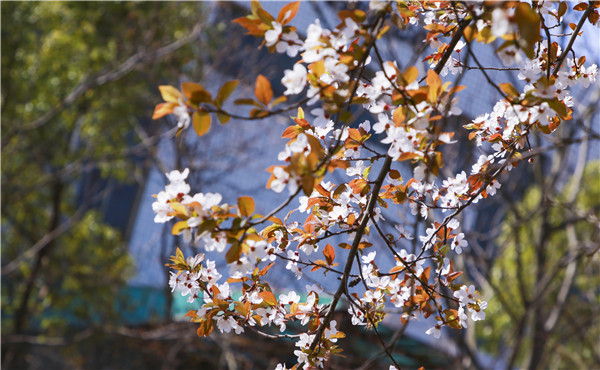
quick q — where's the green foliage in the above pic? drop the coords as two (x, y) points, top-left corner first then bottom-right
(479, 162), (600, 368)
(38, 211), (132, 334)
(1, 1), (205, 338)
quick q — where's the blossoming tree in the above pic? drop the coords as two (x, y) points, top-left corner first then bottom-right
(151, 1), (598, 368)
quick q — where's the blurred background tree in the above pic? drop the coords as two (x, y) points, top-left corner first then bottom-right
(1, 2), (206, 367)
(475, 161), (599, 369)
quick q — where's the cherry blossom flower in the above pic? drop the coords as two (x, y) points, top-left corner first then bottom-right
(282, 64), (307, 95)
(280, 291), (301, 305)
(425, 321), (443, 339)
(172, 100), (190, 129)
(451, 233), (468, 254)
(361, 251), (376, 264)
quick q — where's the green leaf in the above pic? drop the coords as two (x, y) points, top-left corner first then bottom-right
(217, 112), (231, 125)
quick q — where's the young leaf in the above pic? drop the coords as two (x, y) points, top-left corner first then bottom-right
(426, 70), (441, 102)
(255, 74), (273, 106)
(324, 243), (335, 265)
(152, 102), (177, 120)
(277, 1), (300, 25)
(182, 82), (212, 104)
(226, 243), (242, 263)
(259, 291), (278, 306)
(238, 196), (255, 217)
(258, 262), (276, 276)
(172, 220), (188, 235)
(499, 82), (520, 97)
(402, 66), (419, 85)
(216, 80), (239, 107)
(217, 112), (231, 125)
(515, 2), (540, 59)
(193, 111), (211, 137)
(159, 85), (183, 103)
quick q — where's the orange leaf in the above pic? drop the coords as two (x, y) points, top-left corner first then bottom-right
(255, 74), (273, 106)
(277, 2), (300, 25)
(389, 265), (404, 274)
(152, 102), (177, 120)
(259, 291), (278, 306)
(238, 196), (255, 217)
(499, 82), (520, 97)
(420, 266), (431, 283)
(347, 213), (356, 226)
(392, 107), (405, 125)
(426, 70), (441, 103)
(184, 310), (198, 319)
(282, 125), (303, 139)
(232, 16), (264, 36)
(193, 111), (211, 137)
(259, 262), (276, 276)
(323, 243), (335, 265)
(402, 66), (419, 85)
(268, 216), (283, 225)
(171, 220), (188, 235)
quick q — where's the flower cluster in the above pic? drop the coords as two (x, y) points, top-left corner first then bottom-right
(152, 168), (226, 244)
(151, 1), (598, 368)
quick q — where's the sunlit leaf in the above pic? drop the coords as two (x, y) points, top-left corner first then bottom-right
(238, 196), (255, 217)
(159, 85), (183, 103)
(193, 110), (211, 137)
(277, 2), (300, 25)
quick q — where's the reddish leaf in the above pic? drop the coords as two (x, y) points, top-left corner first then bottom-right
(323, 244), (335, 265)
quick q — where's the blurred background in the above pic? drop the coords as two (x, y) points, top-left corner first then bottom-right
(2, 2), (598, 369)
